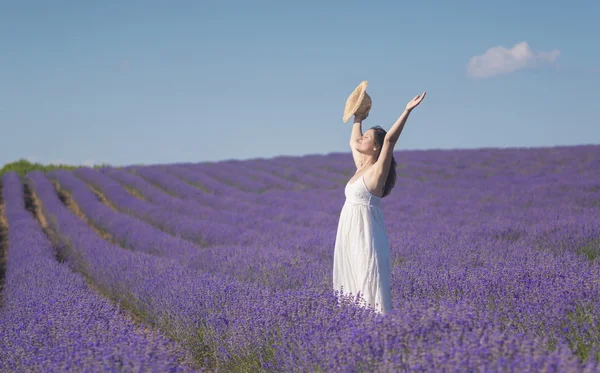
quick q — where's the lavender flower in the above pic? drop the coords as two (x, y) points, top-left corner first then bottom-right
(0, 172), (197, 372)
(16, 143), (600, 371)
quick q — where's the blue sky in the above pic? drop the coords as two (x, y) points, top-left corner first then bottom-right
(1, 0), (599, 167)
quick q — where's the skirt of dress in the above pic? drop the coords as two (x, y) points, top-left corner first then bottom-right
(333, 199), (392, 315)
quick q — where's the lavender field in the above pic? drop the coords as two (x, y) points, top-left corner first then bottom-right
(1, 144), (600, 372)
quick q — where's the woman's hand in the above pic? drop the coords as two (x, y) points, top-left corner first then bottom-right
(354, 111), (369, 122)
(405, 92), (426, 112)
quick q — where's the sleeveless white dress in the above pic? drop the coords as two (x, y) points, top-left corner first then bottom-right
(333, 174), (392, 314)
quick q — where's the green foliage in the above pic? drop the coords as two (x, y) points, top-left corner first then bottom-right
(0, 159), (110, 179)
(563, 302), (600, 363)
(578, 238), (600, 261)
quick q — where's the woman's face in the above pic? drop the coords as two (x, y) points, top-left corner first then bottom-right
(355, 129), (378, 155)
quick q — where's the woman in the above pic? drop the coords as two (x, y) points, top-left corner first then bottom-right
(333, 91), (426, 314)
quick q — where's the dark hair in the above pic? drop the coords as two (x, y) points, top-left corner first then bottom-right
(370, 126), (396, 198)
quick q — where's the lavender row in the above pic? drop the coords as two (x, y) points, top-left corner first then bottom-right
(201, 160), (301, 191)
(175, 163), (279, 194)
(157, 164), (340, 226)
(242, 161), (342, 190)
(249, 152), (352, 177)
(51, 168), (328, 289)
(0, 172), (195, 372)
(50, 169), (247, 248)
(378, 176), (600, 259)
(102, 167), (337, 260)
(161, 163), (344, 214)
(75, 167), (335, 250)
(122, 160), (329, 210)
(246, 154), (356, 185)
(162, 164), (246, 196)
(131, 165), (253, 211)
(102, 167), (255, 225)
(163, 161), (302, 194)
(122, 166), (341, 229)
(220, 157), (347, 200)
(103, 166), (334, 238)
(25, 170), (593, 372)
(183, 159), (342, 191)
(165, 164), (343, 219)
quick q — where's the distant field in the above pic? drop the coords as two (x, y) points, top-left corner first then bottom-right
(1, 145), (600, 372)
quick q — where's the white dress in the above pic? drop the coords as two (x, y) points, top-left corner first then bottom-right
(333, 174), (392, 315)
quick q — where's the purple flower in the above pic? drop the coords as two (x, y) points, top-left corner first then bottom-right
(0, 172), (196, 372)
(4, 143), (598, 371)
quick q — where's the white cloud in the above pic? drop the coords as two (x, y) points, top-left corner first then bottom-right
(467, 41), (560, 78)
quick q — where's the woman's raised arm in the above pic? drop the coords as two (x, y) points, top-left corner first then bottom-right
(349, 113), (367, 169)
(372, 92), (426, 181)
(385, 92), (426, 145)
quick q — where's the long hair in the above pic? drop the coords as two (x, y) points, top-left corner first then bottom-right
(370, 126), (396, 198)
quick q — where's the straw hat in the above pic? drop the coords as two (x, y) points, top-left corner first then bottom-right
(343, 80), (372, 123)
